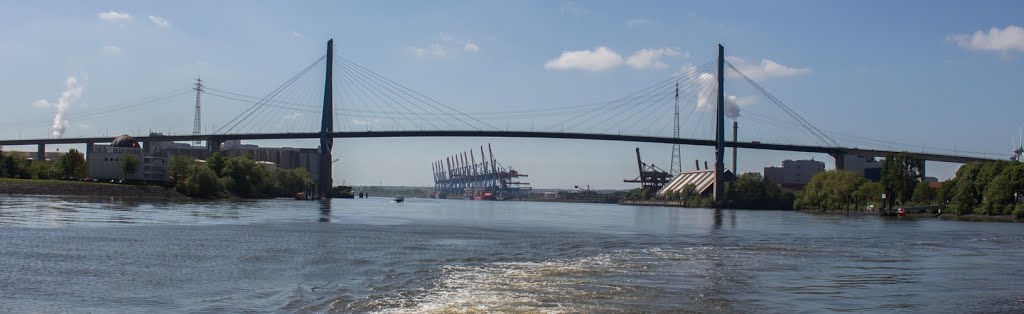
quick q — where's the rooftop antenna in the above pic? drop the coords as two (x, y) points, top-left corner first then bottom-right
(192, 77), (204, 146)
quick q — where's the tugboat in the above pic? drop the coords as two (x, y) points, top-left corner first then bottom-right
(473, 191), (497, 200)
(393, 195), (405, 203)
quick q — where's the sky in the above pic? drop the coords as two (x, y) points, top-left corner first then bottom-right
(1, 1), (1024, 188)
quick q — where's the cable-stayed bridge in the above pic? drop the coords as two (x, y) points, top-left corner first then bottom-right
(0, 40), (1002, 201)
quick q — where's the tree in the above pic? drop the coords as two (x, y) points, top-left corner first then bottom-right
(207, 152), (226, 177)
(880, 152), (922, 208)
(975, 161), (1010, 199)
(30, 161), (56, 180)
(220, 155), (273, 197)
(797, 170), (867, 210)
(936, 178), (958, 205)
(184, 164), (221, 197)
(120, 154), (139, 180)
(0, 148), (30, 179)
(911, 181), (936, 205)
(855, 181), (884, 208)
(982, 175), (1014, 215)
(168, 155), (195, 181)
(272, 168), (312, 196)
(54, 148), (87, 178)
(0, 146), (7, 177)
(728, 172), (792, 210)
(951, 177), (979, 215)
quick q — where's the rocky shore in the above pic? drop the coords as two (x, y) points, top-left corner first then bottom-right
(0, 179), (187, 200)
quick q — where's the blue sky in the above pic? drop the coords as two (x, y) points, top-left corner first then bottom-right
(1, 1), (1023, 188)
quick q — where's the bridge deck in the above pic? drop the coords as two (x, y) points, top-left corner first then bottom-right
(0, 130), (996, 164)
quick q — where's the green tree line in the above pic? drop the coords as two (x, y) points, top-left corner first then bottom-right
(796, 152), (1024, 219)
(169, 152), (313, 198)
(797, 152), (931, 211)
(937, 160), (1024, 217)
(0, 147), (88, 180)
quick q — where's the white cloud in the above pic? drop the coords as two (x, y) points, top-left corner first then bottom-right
(626, 18), (652, 27)
(726, 56), (810, 80)
(949, 25), (1024, 53)
(147, 16), (170, 28)
(102, 45), (122, 54)
(560, 1), (590, 16)
(97, 11), (132, 22)
(410, 33), (482, 58)
(411, 43), (448, 57)
(32, 99), (51, 109)
(292, 31), (303, 38)
(439, 32), (454, 42)
(544, 46), (624, 72)
(464, 41), (480, 53)
(626, 48), (684, 70)
(673, 62), (697, 77)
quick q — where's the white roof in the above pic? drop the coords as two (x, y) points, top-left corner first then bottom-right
(657, 170), (716, 196)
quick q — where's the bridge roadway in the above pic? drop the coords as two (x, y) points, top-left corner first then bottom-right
(0, 130), (997, 164)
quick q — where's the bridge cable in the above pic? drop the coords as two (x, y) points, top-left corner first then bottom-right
(217, 54), (325, 134)
(334, 59), (444, 130)
(336, 56), (499, 131)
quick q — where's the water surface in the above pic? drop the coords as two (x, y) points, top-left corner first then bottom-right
(1, 195), (1022, 313)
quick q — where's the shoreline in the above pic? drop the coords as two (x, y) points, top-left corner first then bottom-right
(0, 179), (188, 200)
(798, 208), (1020, 223)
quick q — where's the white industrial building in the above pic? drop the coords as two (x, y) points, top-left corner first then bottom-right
(86, 134), (168, 182)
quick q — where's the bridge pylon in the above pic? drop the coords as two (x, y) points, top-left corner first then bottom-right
(319, 39), (335, 198)
(713, 44), (726, 207)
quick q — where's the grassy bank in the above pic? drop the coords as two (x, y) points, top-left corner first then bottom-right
(0, 178), (186, 199)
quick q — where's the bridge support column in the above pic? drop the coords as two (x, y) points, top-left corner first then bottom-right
(86, 142), (94, 155)
(831, 152), (845, 171)
(713, 44), (726, 207)
(919, 161), (926, 181)
(732, 121), (738, 174)
(207, 139), (222, 153)
(36, 144), (45, 161)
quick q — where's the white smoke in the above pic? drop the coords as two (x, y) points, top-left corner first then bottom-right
(37, 77), (84, 138)
(694, 72), (747, 119)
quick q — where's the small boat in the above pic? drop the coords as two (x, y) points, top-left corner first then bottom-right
(897, 208), (907, 217)
(394, 196), (405, 203)
(294, 192), (307, 200)
(470, 191), (497, 201)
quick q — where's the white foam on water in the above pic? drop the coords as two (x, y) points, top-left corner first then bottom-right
(371, 248), (705, 313)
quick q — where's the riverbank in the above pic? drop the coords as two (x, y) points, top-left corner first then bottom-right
(798, 208), (1020, 222)
(937, 214), (1019, 223)
(619, 199), (687, 207)
(0, 178), (187, 200)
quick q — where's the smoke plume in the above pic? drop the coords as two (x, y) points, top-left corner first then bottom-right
(695, 72), (744, 119)
(38, 77), (83, 138)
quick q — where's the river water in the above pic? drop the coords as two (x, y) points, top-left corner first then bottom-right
(1, 195), (1022, 313)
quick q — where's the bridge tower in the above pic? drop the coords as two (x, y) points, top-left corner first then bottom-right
(192, 78), (203, 146)
(713, 44), (726, 206)
(669, 81), (682, 175)
(319, 39), (335, 197)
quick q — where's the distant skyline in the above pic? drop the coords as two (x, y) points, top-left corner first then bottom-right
(1, 1), (1023, 188)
